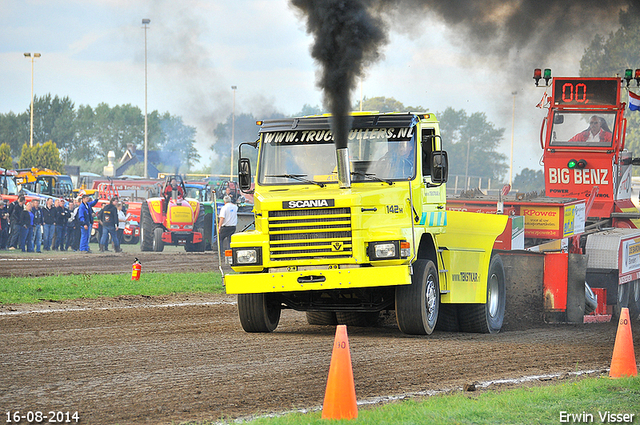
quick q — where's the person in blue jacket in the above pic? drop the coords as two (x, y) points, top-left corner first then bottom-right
(78, 193), (99, 253)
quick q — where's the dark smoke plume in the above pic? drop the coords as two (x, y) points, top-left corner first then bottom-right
(291, 0), (386, 149)
(386, 0), (633, 59)
(292, 0), (633, 122)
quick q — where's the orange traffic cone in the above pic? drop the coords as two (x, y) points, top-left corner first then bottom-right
(609, 308), (637, 378)
(322, 325), (358, 420)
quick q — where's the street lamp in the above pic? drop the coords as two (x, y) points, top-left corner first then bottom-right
(231, 86), (237, 179)
(142, 18), (150, 178)
(24, 53), (41, 147)
(509, 91), (517, 186)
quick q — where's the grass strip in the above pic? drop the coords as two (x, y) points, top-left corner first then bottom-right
(0, 271), (223, 304)
(241, 376), (639, 425)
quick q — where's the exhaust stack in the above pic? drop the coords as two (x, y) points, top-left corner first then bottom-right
(336, 148), (351, 189)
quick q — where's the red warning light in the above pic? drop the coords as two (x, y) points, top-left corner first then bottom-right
(533, 69), (542, 86)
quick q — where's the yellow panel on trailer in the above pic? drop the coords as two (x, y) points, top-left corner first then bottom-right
(436, 210), (508, 303)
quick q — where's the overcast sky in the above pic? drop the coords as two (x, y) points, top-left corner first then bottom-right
(0, 0), (625, 177)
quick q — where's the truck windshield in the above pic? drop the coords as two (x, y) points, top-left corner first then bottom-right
(258, 127), (416, 185)
(549, 111), (616, 148)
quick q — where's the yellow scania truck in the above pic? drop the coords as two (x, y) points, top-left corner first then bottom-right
(224, 112), (509, 335)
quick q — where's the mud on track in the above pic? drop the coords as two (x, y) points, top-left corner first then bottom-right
(0, 251), (638, 424)
(0, 250), (223, 278)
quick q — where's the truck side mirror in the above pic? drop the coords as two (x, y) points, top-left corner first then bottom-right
(431, 151), (448, 184)
(238, 158), (252, 192)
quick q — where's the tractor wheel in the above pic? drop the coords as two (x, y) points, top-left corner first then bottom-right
(458, 254), (506, 334)
(122, 234), (134, 244)
(306, 311), (338, 326)
(336, 311), (379, 327)
(238, 293), (281, 333)
(395, 259), (440, 335)
(140, 202), (154, 252)
(186, 207), (206, 252)
(152, 227), (164, 252)
(203, 212), (213, 251)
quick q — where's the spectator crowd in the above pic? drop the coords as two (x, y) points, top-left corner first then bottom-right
(0, 193), (128, 254)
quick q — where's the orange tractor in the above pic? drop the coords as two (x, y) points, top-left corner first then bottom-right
(140, 175), (205, 252)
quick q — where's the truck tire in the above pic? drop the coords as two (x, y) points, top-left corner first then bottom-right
(336, 312), (379, 327)
(395, 259), (439, 335)
(435, 303), (459, 332)
(306, 311), (338, 326)
(614, 280), (640, 321)
(238, 293), (281, 332)
(140, 202), (153, 252)
(458, 254), (506, 334)
(152, 227), (164, 252)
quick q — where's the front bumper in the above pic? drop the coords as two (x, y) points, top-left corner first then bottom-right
(162, 231), (203, 245)
(225, 264), (411, 294)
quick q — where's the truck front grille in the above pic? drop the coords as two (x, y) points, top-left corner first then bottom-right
(268, 207), (352, 261)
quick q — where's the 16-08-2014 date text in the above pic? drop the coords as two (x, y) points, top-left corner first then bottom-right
(6, 411), (79, 423)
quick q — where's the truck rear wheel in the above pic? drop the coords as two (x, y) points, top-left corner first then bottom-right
(630, 280), (640, 320)
(152, 227), (164, 252)
(336, 312), (379, 327)
(238, 293), (281, 332)
(458, 254), (506, 334)
(306, 311), (338, 326)
(395, 259), (439, 335)
(140, 202), (153, 252)
(614, 280), (640, 321)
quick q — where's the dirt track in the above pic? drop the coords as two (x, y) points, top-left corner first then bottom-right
(0, 251), (638, 424)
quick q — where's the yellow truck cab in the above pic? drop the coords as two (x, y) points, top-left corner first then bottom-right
(225, 112), (508, 335)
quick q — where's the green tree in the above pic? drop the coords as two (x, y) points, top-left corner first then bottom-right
(18, 141), (64, 172)
(352, 96), (425, 113)
(30, 94), (76, 149)
(512, 168), (545, 192)
(212, 111), (285, 175)
(0, 111), (28, 155)
(437, 107), (507, 181)
(18, 144), (37, 169)
(580, 4), (640, 173)
(0, 143), (12, 169)
(155, 112), (201, 172)
(294, 104), (324, 116)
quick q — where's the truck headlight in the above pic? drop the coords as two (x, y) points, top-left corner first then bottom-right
(231, 247), (262, 265)
(367, 241), (401, 260)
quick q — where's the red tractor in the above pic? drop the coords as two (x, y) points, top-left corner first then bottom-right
(140, 175), (205, 252)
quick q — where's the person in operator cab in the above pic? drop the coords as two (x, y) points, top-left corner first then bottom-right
(569, 115), (613, 144)
(374, 139), (415, 179)
(163, 178), (185, 211)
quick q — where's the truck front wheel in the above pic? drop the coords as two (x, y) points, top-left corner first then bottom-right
(395, 259), (439, 335)
(238, 293), (281, 332)
(458, 254), (506, 333)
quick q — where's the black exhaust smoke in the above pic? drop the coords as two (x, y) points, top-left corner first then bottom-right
(291, 0), (386, 188)
(291, 0), (386, 150)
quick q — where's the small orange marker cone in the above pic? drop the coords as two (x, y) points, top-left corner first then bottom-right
(609, 308), (637, 378)
(322, 325), (358, 420)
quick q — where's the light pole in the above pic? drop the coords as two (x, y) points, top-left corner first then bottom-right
(509, 91), (517, 186)
(24, 53), (41, 147)
(231, 86), (237, 179)
(142, 18), (150, 178)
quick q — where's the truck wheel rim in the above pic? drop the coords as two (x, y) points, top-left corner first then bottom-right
(488, 273), (499, 318)
(426, 274), (437, 322)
